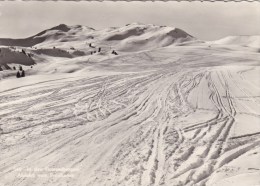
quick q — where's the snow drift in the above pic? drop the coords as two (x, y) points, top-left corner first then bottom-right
(212, 35), (260, 48)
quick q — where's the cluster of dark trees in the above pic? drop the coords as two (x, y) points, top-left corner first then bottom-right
(90, 45), (102, 55)
(20, 49), (33, 58)
(0, 64), (11, 71)
(112, 50), (118, 55)
(16, 66), (25, 78)
(88, 43), (118, 56)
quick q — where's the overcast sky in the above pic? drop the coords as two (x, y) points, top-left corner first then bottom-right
(0, 1), (259, 41)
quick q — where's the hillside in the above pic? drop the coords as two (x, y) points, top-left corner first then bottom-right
(0, 47), (35, 66)
(0, 23), (196, 52)
(211, 35), (260, 48)
(0, 42), (260, 186)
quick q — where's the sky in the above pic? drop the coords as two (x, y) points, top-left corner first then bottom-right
(0, 1), (259, 41)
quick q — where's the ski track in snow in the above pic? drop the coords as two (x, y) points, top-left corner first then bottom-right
(0, 46), (260, 186)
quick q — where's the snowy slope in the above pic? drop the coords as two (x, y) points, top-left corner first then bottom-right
(0, 23), (260, 186)
(211, 35), (260, 48)
(0, 47), (35, 66)
(102, 23), (195, 51)
(0, 42), (260, 186)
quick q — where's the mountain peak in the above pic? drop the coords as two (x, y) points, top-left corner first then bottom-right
(50, 24), (71, 32)
(126, 22), (145, 26)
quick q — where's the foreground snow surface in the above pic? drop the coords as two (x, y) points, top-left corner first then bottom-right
(0, 45), (260, 186)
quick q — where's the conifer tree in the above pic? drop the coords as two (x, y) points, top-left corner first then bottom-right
(21, 70), (25, 77)
(16, 71), (21, 78)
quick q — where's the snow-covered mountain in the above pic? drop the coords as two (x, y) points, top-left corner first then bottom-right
(0, 23), (197, 70)
(1, 23), (260, 186)
(0, 23), (196, 51)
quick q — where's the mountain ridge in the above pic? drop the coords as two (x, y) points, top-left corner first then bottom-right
(0, 23), (195, 50)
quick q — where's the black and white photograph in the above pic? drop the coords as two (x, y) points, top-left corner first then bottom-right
(0, 1), (260, 186)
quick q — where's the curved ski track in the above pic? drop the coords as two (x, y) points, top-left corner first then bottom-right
(0, 49), (260, 186)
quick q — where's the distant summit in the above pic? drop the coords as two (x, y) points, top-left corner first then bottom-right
(49, 24), (71, 32)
